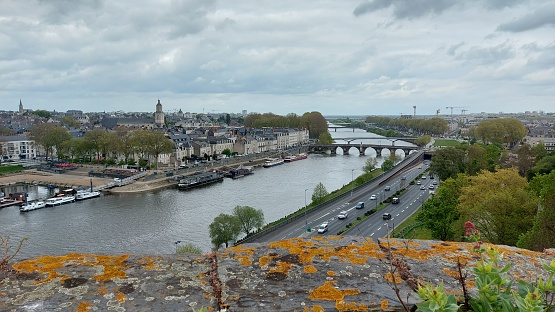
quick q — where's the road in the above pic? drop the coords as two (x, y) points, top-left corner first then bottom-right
(250, 151), (433, 243)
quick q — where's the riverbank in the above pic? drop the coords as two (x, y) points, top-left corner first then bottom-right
(0, 155), (279, 194)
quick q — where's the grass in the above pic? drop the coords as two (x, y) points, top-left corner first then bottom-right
(393, 209), (433, 240)
(0, 165), (24, 175)
(433, 139), (462, 147)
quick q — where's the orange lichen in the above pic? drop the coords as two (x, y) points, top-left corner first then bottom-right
(77, 302), (93, 312)
(442, 268), (460, 279)
(268, 261), (293, 274)
(381, 299), (389, 309)
(327, 271), (336, 276)
(259, 255), (271, 267)
(197, 272), (206, 279)
(98, 288), (108, 296)
(304, 265), (318, 274)
(384, 272), (403, 284)
(308, 280), (360, 301)
(116, 292), (127, 303)
(137, 256), (162, 270)
(266, 237), (383, 267)
(12, 253), (130, 284)
(336, 299), (368, 312)
(224, 245), (256, 266)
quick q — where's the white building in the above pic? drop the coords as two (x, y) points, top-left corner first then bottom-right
(0, 136), (36, 161)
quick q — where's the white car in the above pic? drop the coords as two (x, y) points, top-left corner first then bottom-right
(369, 194), (377, 200)
(337, 211), (348, 219)
(317, 223), (329, 234)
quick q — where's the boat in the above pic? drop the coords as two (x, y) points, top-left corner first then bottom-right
(263, 158), (284, 168)
(75, 190), (101, 201)
(178, 170), (224, 190)
(19, 201), (46, 212)
(45, 195), (76, 207)
(224, 165), (254, 179)
(283, 153), (308, 162)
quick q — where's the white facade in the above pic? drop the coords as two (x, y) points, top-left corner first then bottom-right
(0, 136), (36, 161)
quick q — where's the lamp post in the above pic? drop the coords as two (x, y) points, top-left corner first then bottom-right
(304, 188), (309, 226)
(351, 169), (355, 197)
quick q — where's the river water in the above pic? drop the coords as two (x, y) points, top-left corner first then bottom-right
(0, 128), (413, 260)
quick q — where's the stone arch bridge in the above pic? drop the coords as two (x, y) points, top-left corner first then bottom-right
(309, 141), (420, 156)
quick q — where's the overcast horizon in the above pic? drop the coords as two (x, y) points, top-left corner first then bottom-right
(2, 0), (554, 116)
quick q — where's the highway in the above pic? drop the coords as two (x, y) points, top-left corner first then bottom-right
(250, 151), (435, 243)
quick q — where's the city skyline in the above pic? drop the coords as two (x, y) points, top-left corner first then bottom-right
(2, 1), (554, 116)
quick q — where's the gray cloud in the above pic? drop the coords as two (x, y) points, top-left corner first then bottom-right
(497, 4), (555, 32)
(354, 0), (457, 19)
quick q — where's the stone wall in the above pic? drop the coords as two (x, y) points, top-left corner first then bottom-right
(1, 237), (553, 311)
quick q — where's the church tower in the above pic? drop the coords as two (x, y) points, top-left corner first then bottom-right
(154, 99), (165, 127)
(19, 99), (23, 114)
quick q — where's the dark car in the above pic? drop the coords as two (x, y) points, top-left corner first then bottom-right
(384, 185), (391, 191)
(355, 202), (365, 209)
(382, 213), (392, 220)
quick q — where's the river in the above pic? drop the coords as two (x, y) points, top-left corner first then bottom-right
(0, 128), (413, 260)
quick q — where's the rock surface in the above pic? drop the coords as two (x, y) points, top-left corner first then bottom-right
(1, 237), (553, 311)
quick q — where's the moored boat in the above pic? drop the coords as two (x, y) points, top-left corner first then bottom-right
(178, 170), (224, 190)
(75, 190), (101, 201)
(224, 164), (254, 179)
(19, 201), (47, 212)
(284, 153), (308, 162)
(263, 158), (284, 168)
(45, 195), (75, 207)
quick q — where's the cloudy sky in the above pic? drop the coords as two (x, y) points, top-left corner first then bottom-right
(1, 0), (554, 116)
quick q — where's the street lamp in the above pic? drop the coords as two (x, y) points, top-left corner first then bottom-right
(304, 188), (309, 225)
(351, 169), (355, 197)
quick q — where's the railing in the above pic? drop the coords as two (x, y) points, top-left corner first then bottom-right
(235, 151), (423, 245)
(393, 221), (424, 239)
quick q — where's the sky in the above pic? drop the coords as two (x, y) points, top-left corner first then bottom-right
(1, 0), (554, 116)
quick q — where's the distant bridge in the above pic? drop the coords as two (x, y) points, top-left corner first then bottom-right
(334, 137), (419, 144)
(309, 142), (420, 156)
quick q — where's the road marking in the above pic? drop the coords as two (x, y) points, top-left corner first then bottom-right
(396, 214), (400, 217)
(401, 210), (405, 212)
(370, 232), (375, 236)
(377, 227), (381, 231)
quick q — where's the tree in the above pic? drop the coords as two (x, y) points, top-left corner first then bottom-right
(457, 168), (537, 246)
(33, 110), (51, 118)
(59, 116), (80, 128)
(318, 132), (333, 144)
(428, 146), (467, 181)
(528, 154), (555, 180)
(148, 132), (174, 167)
(311, 182), (328, 204)
(232, 205), (265, 236)
(518, 171), (555, 251)
(28, 123), (71, 160)
(222, 148), (232, 157)
(414, 135), (432, 147)
(83, 129), (111, 162)
(416, 176), (467, 240)
(473, 118), (527, 147)
(381, 158), (394, 171)
(363, 157), (378, 173)
(0, 126), (14, 136)
(208, 213), (241, 249)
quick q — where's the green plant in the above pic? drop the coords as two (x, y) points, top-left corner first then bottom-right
(416, 282), (460, 312)
(416, 221), (555, 311)
(175, 242), (203, 255)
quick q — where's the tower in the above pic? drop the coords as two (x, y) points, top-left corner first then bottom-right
(19, 99), (23, 114)
(155, 99), (165, 127)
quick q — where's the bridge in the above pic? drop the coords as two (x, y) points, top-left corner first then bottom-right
(309, 142), (420, 156)
(333, 137), (419, 144)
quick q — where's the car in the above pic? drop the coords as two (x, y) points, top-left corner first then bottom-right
(429, 185), (435, 189)
(433, 181), (438, 185)
(430, 176), (435, 179)
(391, 197), (399, 204)
(401, 176), (407, 180)
(337, 211), (348, 219)
(384, 185), (391, 191)
(420, 185), (426, 190)
(369, 194), (377, 200)
(382, 213), (392, 220)
(317, 223), (329, 233)
(421, 176), (427, 179)
(416, 181), (422, 185)
(355, 202), (365, 209)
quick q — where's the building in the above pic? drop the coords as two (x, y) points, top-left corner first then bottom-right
(0, 135), (36, 161)
(155, 99), (165, 127)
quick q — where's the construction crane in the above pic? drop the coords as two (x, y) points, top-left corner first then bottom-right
(413, 106), (416, 118)
(436, 109), (440, 116)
